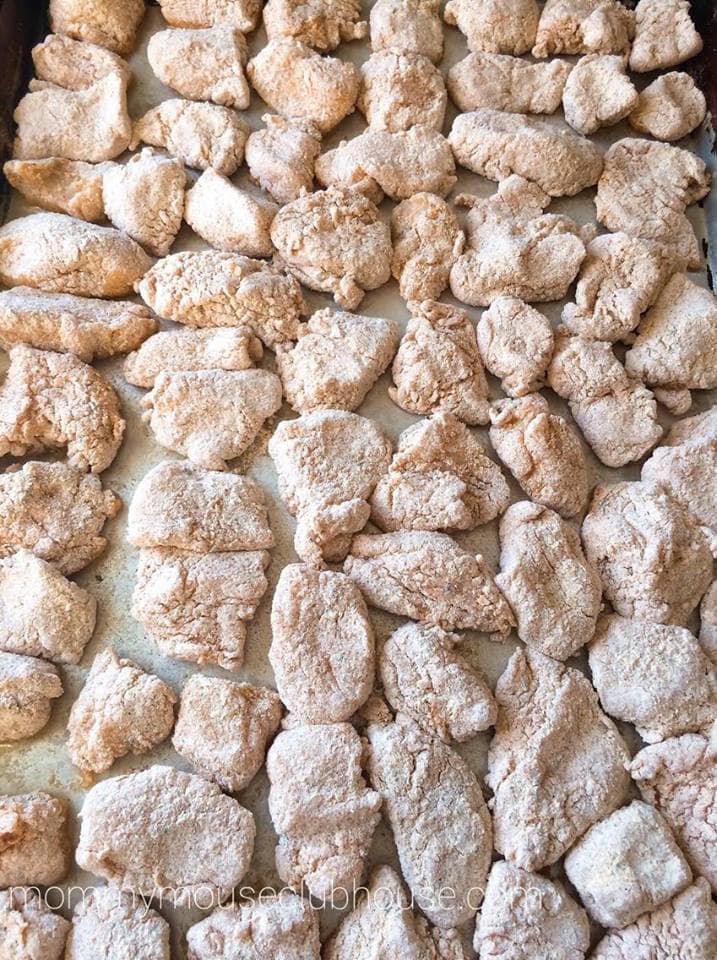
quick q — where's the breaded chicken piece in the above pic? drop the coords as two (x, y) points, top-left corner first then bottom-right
(0, 213), (152, 298)
(370, 412), (510, 532)
(247, 39), (358, 133)
(345, 531), (515, 635)
(475, 861), (590, 960)
(0, 652), (62, 742)
(270, 563), (374, 723)
(447, 53), (571, 114)
(449, 109), (603, 197)
(138, 251), (305, 347)
(390, 300), (490, 425)
(532, 0), (635, 57)
(128, 460), (274, 552)
(32, 32), (131, 89)
(0, 345), (124, 473)
(582, 481), (713, 625)
(630, 0), (703, 72)
(391, 193), (464, 302)
(0, 887), (70, 960)
(370, 0), (443, 63)
(275, 308), (399, 414)
(132, 100), (249, 176)
(245, 114), (321, 204)
(0, 461), (120, 574)
(630, 72), (706, 141)
(158, 0), (262, 32)
(450, 177), (593, 307)
(701, 580), (717, 662)
(487, 649), (630, 871)
(358, 52), (446, 132)
(270, 187), (391, 311)
(147, 26), (250, 110)
(76, 766), (255, 907)
(268, 410), (392, 563)
(488, 396), (588, 519)
(184, 169), (277, 258)
(65, 888), (170, 960)
(595, 138), (710, 270)
(264, 0), (367, 49)
(548, 331), (662, 467)
(3, 158), (108, 221)
(267, 722), (381, 901)
(49, 0), (144, 54)
(443, 0), (539, 55)
(173, 676), (281, 791)
(125, 327), (261, 389)
(0, 793), (70, 888)
(563, 54), (638, 135)
(476, 297), (553, 396)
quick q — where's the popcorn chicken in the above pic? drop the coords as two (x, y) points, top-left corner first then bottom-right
(0, 652), (62, 742)
(389, 300), (490, 425)
(391, 193), (464, 302)
(487, 649), (630, 870)
(147, 26), (251, 110)
(158, 0), (262, 32)
(268, 410), (392, 563)
(0, 793), (70, 888)
(270, 187), (391, 311)
(447, 53), (571, 114)
(370, 0), (443, 63)
(65, 888), (170, 960)
(370, 412), (510, 532)
(476, 297), (553, 396)
(358, 52), (446, 132)
(630, 71), (706, 141)
(443, 0), (539, 55)
(267, 723), (381, 900)
(449, 110), (603, 197)
(245, 114), (322, 204)
(701, 580), (717, 662)
(138, 251), (305, 347)
(345, 531), (515, 635)
(3, 158), (108, 221)
(0, 887), (70, 960)
(563, 54), (638, 135)
(532, 0), (635, 57)
(275, 308), (399, 414)
(582, 481), (713, 625)
(264, 0), (367, 49)
(76, 766), (255, 907)
(32, 32), (131, 89)
(49, 0), (144, 54)
(0, 213), (152, 298)
(173, 676), (281, 791)
(0, 461), (120, 575)
(184, 169), (277, 258)
(247, 39), (358, 133)
(548, 331), (662, 467)
(630, 0), (703, 72)
(125, 327), (261, 389)
(132, 100), (249, 176)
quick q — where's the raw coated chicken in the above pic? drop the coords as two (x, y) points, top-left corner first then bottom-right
(581, 480), (713, 624)
(247, 39), (358, 133)
(370, 412), (510, 532)
(158, 0), (262, 32)
(275, 308), (399, 413)
(476, 296), (553, 396)
(2, 158), (108, 221)
(389, 299), (490, 425)
(268, 410), (392, 563)
(701, 580), (717, 662)
(0, 652), (62, 742)
(263, 0), (367, 49)
(66, 648), (176, 773)
(487, 649), (630, 871)
(630, 71), (706, 141)
(391, 193), (464, 302)
(370, 0), (443, 63)
(447, 53), (571, 114)
(270, 563), (374, 723)
(358, 52), (446, 132)
(65, 888), (170, 960)
(443, 0), (539, 55)
(629, 0), (703, 72)
(31, 32), (130, 89)
(448, 109), (604, 197)
(488, 395), (589, 518)
(0, 213), (152, 298)
(266, 722), (381, 900)
(270, 187), (391, 311)
(125, 327), (262, 388)
(532, 0), (635, 57)
(345, 531), (515, 635)
(49, 0), (145, 54)
(496, 501), (602, 661)
(0, 461), (120, 575)
(173, 675), (282, 791)
(0, 887), (69, 960)
(562, 54), (638, 135)
(245, 114), (321, 204)
(0, 793), (70, 888)
(147, 26), (251, 110)
(184, 169), (277, 258)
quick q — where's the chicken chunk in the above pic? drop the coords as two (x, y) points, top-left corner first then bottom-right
(447, 53), (571, 114)
(173, 676), (282, 791)
(0, 345), (124, 473)
(443, 0), (539, 55)
(370, 412), (510, 532)
(245, 114), (322, 204)
(389, 299), (490, 425)
(270, 564), (374, 724)
(488, 395), (589, 518)
(76, 766), (255, 907)
(391, 193), (464, 302)
(32, 32), (130, 90)
(49, 0), (144, 54)
(65, 888), (169, 960)
(630, 71), (706, 141)
(67, 648), (176, 773)
(264, 0), (367, 49)
(184, 169), (277, 258)
(3, 158), (108, 221)
(563, 54), (638, 135)
(0, 793), (70, 888)
(0, 887), (70, 960)
(532, 0), (635, 57)
(158, 0), (262, 32)
(487, 649), (630, 871)
(269, 410), (391, 563)
(267, 722), (381, 900)
(147, 26), (250, 110)
(370, 0), (443, 63)
(345, 531), (515, 635)
(0, 461), (120, 575)
(476, 297), (553, 396)
(247, 39), (358, 133)
(358, 52), (446, 132)
(701, 580), (717, 662)
(0, 213), (152, 298)
(271, 187), (391, 312)
(581, 481), (713, 624)
(275, 308), (399, 414)
(630, 0), (703, 71)
(0, 652), (62, 742)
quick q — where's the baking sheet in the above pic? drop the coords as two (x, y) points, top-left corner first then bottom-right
(1, 4), (716, 956)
